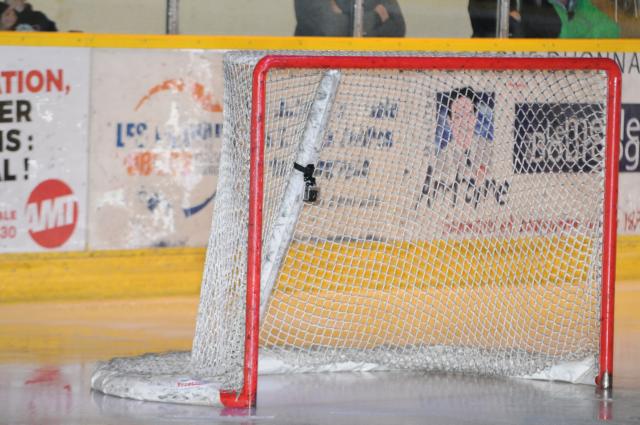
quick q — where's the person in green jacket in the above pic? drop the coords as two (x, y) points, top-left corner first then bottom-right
(549, 0), (620, 38)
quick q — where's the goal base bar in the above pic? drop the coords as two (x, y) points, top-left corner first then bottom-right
(91, 351), (596, 407)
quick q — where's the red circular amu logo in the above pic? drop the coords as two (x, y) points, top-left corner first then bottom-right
(26, 179), (79, 249)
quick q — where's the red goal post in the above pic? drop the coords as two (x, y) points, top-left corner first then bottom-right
(226, 56), (622, 408)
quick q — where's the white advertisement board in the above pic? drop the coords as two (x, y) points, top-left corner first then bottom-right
(2, 46), (640, 254)
(0, 47), (90, 253)
(88, 49), (224, 249)
(548, 51), (640, 235)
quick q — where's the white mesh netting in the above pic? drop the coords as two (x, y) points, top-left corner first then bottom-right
(92, 52), (613, 406)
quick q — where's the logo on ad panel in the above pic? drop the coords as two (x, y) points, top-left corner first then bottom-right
(513, 103), (605, 174)
(25, 179), (79, 249)
(620, 104), (640, 173)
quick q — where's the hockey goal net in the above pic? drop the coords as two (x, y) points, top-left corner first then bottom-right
(92, 53), (621, 408)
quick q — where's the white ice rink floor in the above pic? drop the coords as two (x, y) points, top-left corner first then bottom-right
(2, 364), (640, 424)
(1, 285), (639, 425)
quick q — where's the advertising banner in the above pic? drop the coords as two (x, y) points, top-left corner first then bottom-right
(88, 49), (224, 249)
(0, 47), (90, 253)
(3, 46), (640, 254)
(548, 51), (640, 235)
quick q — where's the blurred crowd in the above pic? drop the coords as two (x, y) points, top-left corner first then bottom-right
(294, 0), (620, 38)
(468, 0), (620, 38)
(0, 0), (623, 38)
(0, 0), (56, 31)
(294, 0), (406, 37)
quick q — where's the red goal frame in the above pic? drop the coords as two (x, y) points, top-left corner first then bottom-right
(220, 56), (622, 408)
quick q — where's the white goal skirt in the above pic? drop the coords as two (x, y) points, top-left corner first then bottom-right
(91, 52), (620, 407)
(91, 350), (596, 407)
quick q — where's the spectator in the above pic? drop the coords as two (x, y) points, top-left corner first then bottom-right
(468, 0), (501, 37)
(4, 0), (57, 32)
(468, 0), (561, 38)
(294, 0), (405, 37)
(548, 0), (620, 38)
(469, 0), (619, 38)
(510, 0), (562, 38)
(0, 2), (17, 30)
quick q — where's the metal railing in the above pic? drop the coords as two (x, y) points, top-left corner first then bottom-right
(166, 0), (179, 34)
